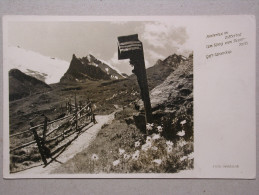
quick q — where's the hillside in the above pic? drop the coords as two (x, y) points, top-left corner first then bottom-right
(53, 54), (194, 174)
(150, 53), (193, 140)
(151, 55), (193, 113)
(129, 53), (187, 90)
(9, 69), (51, 101)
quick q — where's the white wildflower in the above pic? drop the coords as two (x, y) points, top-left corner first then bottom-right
(91, 154), (99, 161)
(178, 139), (187, 147)
(132, 150), (140, 160)
(141, 142), (152, 151)
(135, 141), (140, 148)
(152, 146), (158, 151)
(119, 148), (125, 155)
(188, 152), (194, 159)
(157, 126), (163, 133)
(123, 153), (131, 160)
(146, 136), (152, 143)
(146, 123), (153, 131)
(152, 159), (162, 165)
(180, 120), (186, 125)
(180, 156), (187, 161)
(152, 133), (160, 140)
(177, 130), (185, 137)
(166, 140), (174, 147)
(166, 145), (173, 153)
(113, 159), (120, 166)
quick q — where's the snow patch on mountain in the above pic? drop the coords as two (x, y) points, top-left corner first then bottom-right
(7, 46), (69, 84)
(98, 59), (125, 78)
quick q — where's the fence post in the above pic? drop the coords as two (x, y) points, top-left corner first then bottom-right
(75, 93), (78, 131)
(79, 101), (82, 116)
(43, 116), (48, 141)
(89, 103), (97, 124)
(69, 99), (72, 114)
(92, 113), (97, 124)
(89, 103), (92, 122)
(30, 123), (47, 166)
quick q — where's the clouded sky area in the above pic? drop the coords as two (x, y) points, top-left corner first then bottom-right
(8, 19), (192, 75)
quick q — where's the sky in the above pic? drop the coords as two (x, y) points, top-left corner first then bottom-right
(8, 19), (193, 75)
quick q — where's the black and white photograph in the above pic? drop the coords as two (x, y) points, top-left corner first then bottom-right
(3, 16), (255, 178)
(5, 17), (194, 176)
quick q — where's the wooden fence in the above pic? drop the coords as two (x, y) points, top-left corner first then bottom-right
(10, 99), (97, 167)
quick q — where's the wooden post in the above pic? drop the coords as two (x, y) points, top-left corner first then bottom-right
(131, 52), (153, 125)
(79, 101), (82, 116)
(89, 103), (93, 123)
(30, 123), (47, 166)
(75, 93), (78, 131)
(117, 34), (153, 134)
(89, 103), (97, 124)
(43, 116), (48, 141)
(92, 113), (97, 124)
(69, 99), (72, 114)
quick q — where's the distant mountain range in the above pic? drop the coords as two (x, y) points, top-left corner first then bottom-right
(7, 46), (125, 84)
(7, 45), (191, 103)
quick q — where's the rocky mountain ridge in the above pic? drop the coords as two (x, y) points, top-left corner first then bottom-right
(130, 53), (189, 91)
(81, 54), (125, 79)
(150, 53), (193, 113)
(60, 54), (124, 83)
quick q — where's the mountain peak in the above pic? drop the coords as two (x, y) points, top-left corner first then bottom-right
(60, 54), (114, 83)
(154, 59), (163, 66)
(72, 54), (77, 59)
(161, 53), (188, 67)
(60, 53), (125, 83)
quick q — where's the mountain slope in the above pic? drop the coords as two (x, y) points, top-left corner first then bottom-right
(150, 54), (193, 112)
(9, 69), (51, 101)
(129, 53), (186, 91)
(7, 46), (69, 84)
(137, 53), (193, 139)
(136, 53), (193, 112)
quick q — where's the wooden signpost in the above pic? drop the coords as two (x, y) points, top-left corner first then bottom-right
(117, 34), (153, 127)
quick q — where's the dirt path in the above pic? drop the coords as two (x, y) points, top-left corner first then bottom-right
(12, 112), (116, 177)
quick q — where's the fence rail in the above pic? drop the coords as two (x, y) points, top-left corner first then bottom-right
(10, 96), (97, 167)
